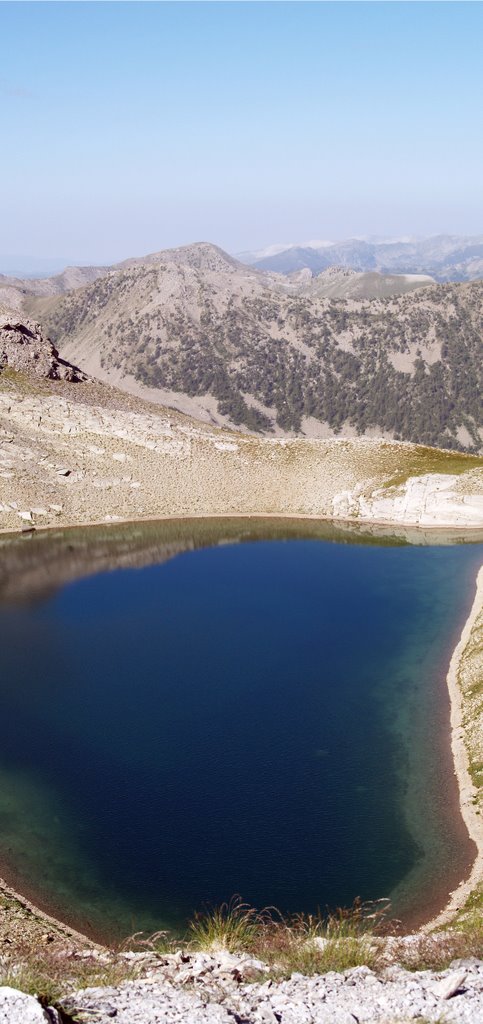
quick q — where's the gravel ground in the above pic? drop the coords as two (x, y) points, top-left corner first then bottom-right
(3, 949), (483, 1023)
(59, 951), (483, 1023)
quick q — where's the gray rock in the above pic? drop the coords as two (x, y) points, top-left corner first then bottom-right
(57, 954), (483, 1024)
(430, 970), (467, 1000)
(0, 311), (86, 382)
(0, 986), (59, 1023)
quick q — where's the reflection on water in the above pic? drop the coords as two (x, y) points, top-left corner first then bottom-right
(2, 516), (483, 606)
(0, 518), (482, 942)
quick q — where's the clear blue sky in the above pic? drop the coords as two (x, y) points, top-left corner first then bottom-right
(1, 1), (482, 264)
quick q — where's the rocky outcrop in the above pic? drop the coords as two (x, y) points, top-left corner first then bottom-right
(71, 962), (481, 1023)
(333, 473), (483, 528)
(0, 312), (85, 382)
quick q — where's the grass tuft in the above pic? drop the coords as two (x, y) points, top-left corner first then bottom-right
(188, 896), (262, 952)
(186, 896), (391, 976)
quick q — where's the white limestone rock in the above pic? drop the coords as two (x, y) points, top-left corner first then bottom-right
(334, 473), (483, 528)
(0, 986), (60, 1023)
(430, 970), (467, 999)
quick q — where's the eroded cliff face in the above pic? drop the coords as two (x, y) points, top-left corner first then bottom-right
(0, 311), (85, 382)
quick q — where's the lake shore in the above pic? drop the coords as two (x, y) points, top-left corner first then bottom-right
(1, 373), (483, 540)
(421, 563), (483, 931)
(2, 509), (483, 545)
(0, 873), (103, 953)
(0, 543), (482, 951)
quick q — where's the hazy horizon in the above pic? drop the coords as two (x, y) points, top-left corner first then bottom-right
(1, 1), (482, 266)
(2, 230), (483, 278)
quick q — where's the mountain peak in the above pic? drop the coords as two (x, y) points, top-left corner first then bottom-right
(120, 242), (244, 274)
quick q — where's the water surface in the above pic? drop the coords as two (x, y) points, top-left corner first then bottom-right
(0, 519), (481, 940)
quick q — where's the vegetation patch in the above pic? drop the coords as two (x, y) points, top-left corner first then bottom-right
(381, 447), (483, 490)
(41, 272), (483, 450)
(166, 897), (390, 978)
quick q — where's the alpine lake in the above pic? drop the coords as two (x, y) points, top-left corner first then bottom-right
(0, 517), (482, 943)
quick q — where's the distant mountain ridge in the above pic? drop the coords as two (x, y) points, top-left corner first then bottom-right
(20, 241), (482, 453)
(0, 265), (111, 311)
(0, 241), (435, 311)
(237, 234), (483, 281)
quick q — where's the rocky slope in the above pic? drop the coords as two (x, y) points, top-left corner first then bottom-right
(302, 265), (435, 298)
(1, 361), (482, 536)
(55, 956), (483, 1024)
(22, 243), (482, 451)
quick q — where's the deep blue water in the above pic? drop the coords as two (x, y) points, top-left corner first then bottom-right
(0, 524), (481, 940)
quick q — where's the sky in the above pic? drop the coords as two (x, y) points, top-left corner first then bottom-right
(1, 0), (482, 267)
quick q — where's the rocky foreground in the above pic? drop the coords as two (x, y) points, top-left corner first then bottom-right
(2, 948), (483, 1023)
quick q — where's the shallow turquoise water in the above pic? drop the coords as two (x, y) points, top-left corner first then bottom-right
(0, 521), (481, 940)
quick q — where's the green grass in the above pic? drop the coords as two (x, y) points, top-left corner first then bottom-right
(188, 897), (262, 953)
(184, 897), (390, 978)
(468, 758), (483, 788)
(183, 896), (483, 978)
(454, 883), (483, 918)
(380, 445), (483, 490)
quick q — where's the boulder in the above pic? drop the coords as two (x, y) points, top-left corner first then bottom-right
(430, 969), (467, 999)
(0, 986), (60, 1023)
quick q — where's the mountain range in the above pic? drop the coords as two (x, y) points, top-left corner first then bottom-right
(237, 235), (483, 281)
(7, 240), (479, 453)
